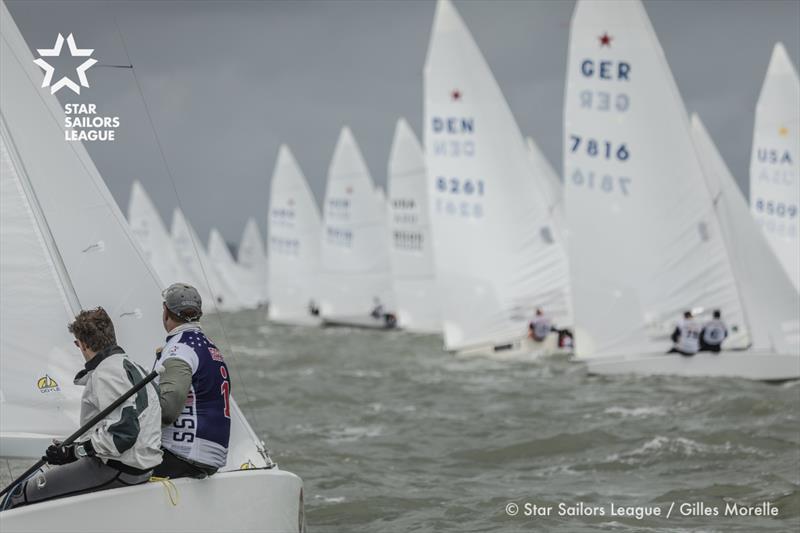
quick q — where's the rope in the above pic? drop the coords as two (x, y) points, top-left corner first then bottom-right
(149, 476), (179, 506)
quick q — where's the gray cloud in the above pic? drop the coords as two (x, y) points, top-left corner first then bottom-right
(6, 0), (799, 245)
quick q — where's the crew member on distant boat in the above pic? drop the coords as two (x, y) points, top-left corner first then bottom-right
(309, 300), (320, 317)
(667, 311), (702, 356)
(370, 297), (385, 320)
(1, 308), (162, 510)
(528, 309), (554, 342)
(153, 283), (232, 479)
(699, 309), (728, 353)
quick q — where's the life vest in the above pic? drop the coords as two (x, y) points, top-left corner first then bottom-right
(530, 318), (551, 342)
(702, 319), (727, 346)
(675, 319), (702, 354)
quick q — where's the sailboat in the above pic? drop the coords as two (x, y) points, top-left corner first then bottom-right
(207, 228), (262, 310)
(171, 208), (243, 312)
(268, 145), (323, 326)
(387, 118), (442, 333)
(319, 127), (397, 329)
(0, 2), (303, 529)
(127, 180), (191, 294)
(564, 0), (799, 380)
(237, 218), (269, 308)
(749, 43), (800, 291)
(424, 0), (572, 356)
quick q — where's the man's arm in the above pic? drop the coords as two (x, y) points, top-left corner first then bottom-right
(159, 358), (192, 425)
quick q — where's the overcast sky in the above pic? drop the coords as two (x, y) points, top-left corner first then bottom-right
(6, 0), (800, 245)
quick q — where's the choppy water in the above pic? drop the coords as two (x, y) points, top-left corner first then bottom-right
(4, 309), (799, 532)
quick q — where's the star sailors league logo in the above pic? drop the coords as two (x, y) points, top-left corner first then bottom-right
(33, 33), (97, 95)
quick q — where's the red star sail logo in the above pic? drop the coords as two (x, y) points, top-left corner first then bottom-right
(345, 186), (353, 194)
(598, 32), (613, 47)
(451, 89), (461, 101)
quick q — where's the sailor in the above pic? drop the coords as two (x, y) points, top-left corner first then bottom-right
(557, 328), (574, 349)
(699, 309), (728, 353)
(370, 297), (384, 320)
(667, 310), (702, 356)
(528, 309), (553, 342)
(1, 308), (162, 510)
(153, 283), (232, 479)
(308, 300), (320, 317)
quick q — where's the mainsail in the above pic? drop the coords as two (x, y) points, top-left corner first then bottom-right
(564, 0), (747, 358)
(0, 0), (267, 467)
(424, 0), (572, 351)
(237, 218), (269, 307)
(692, 115), (799, 354)
(750, 42), (800, 291)
(319, 127), (395, 321)
(268, 145), (322, 325)
(171, 208), (243, 312)
(208, 228), (262, 309)
(388, 118), (441, 333)
(127, 180), (188, 290)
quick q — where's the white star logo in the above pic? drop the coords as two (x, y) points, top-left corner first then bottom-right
(33, 33), (97, 95)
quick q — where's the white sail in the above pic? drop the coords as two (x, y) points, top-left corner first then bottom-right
(170, 208), (243, 312)
(127, 180), (188, 289)
(0, 0), (270, 470)
(268, 145), (322, 325)
(750, 43), (800, 291)
(208, 228), (262, 309)
(387, 118), (441, 333)
(526, 136), (563, 215)
(320, 127), (395, 324)
(237, 218), (269, 306)
(424, 0), (572, 351)
(564, 0), (747, 358)
(692, 115), (800, 354)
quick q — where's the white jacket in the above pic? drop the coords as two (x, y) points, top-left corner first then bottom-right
(75, 346), (163, 470)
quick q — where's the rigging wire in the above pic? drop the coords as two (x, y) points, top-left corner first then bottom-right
(108, 10), (266, 450)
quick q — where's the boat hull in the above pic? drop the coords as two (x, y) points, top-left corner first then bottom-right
(321, 315), (397, 330)
(0, 468), (303, 533)
(583, 352), (800, 382)
(454, 335), (570, 359)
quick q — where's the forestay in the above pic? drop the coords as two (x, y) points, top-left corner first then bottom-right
(424, 0), (572, 351)
(749, 43), (800, 291)
(237, 218), (269, 307)
(268, 146), (322, 324)
(692, 115), (800, 354)
(0, 1), (268, 469)
(564, 0), (747, 358)
(320, 127), (395, 320)
(127, 180), (187, 290)
(171, 208), (242, 312)
(388, 119), (441, 333)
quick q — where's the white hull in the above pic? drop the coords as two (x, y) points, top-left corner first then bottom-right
(269, 315), (322, 328)
(322, 315), (397, 330)
(454, 335), (569, 359)
(583, 352), (800, 382)
(0, 468), (303, 533)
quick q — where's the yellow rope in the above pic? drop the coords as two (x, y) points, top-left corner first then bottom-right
(149, 476), (179, 506)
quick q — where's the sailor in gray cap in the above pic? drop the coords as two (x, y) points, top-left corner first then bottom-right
(154, 283), (232, 479)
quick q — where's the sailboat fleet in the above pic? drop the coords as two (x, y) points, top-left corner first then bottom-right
(0, 0), (798, 528)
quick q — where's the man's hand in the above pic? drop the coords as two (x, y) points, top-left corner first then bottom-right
(44, 442), (77, 465)
(43, 440), (95, 465)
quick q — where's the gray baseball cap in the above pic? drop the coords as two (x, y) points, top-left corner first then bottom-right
(162, 283), (203, 321)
